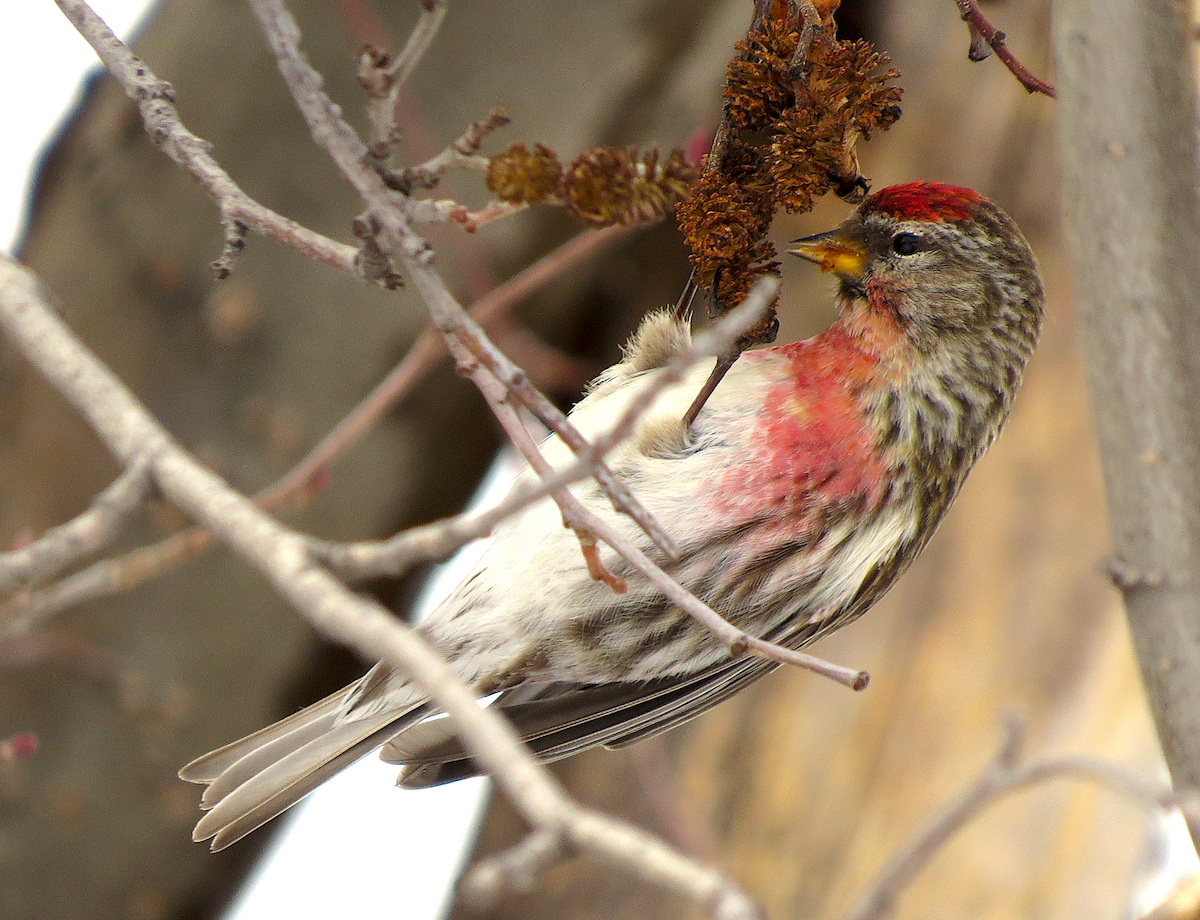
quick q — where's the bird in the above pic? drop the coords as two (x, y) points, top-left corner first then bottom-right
(181, 181), (1044, 851)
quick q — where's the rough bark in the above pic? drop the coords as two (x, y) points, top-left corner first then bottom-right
(450, 3), (1170, 919)
(0, 1), (729, 918)
(1053, 0), (1200, 842)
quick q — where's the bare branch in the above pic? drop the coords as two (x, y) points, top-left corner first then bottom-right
(0, 460), (151, 597)
(51, 0), (367, 278)
(404, 196), (526, 229)
(843, 717), (1194, 920)
(450, 317), (680, 559)
(458, 828), (570, 907)
(475, 375), (629, 591)
(250, 0), (681, 562)
(319, 282), (782, 579)
(212, 217), (248, 279)
(563, 476), (868, 691)
(449, 199), (527, 232)
(0, 256), (760, 920)
(1054, 0), (1200, 843)
(360, 0), (449, 157)
(953, 0), (1056, 97)
(388, 0), (448, 92)
(400, 106), (510, 190)
(315, 278), (764, 576)
(251, 0), (433, 264)
(0, 225), (630, 635)
(402, 282), (791, 579)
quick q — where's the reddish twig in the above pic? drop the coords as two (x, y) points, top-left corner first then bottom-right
(954, 0), (1057, 98)
(683, 353), (737, 429)
(0, 460), (152, 595)
(0, 225), (631, 637)
(451, 200), (527, 232)
(0, 254), (759, 920)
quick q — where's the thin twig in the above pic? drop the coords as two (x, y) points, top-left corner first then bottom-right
(400, 106), (510, 190)
(51, 0), (371, 279)
(0, 460), (152, 596)
(360, 0), (449, 157)
(0, 225), (631, 636)
(843, 717), (1194, 920)
(683, 354), (737, 429)
(0, 256), (760, 920)
(387, 0), (448, 91)
(252, 0), (681, 563)
(451, 321), (681, 559)
(404, 196), (526, 230)
(954, 0), (1057, 98)
(451, 199), (527, 232)
(566, 484), (868, 690)
(317, 281), (776, 579)
(479, 376), (629, 590)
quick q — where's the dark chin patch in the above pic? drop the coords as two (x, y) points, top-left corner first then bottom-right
(839, 276), (868, 300)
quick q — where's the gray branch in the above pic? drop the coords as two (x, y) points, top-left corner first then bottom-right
(0, 460), (151, 597)
(319, 281), (776, 580)
(0, 255), (760, 920)
(52, 0), (363, 278)
(1053, 0), (1200, 840)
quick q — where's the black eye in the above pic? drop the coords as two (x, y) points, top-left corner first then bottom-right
(892, 232), (921, 256)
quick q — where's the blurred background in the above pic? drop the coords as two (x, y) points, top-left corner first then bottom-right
(0, 1), (1186, 919)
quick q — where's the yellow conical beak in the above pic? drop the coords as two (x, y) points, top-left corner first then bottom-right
(788, 229), (867, 278)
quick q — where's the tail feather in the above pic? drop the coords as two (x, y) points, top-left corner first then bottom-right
(181, 689), (426, 851)
(199, 705), (342, 810)
(180, 689), (347, 785)
(196, 718), (399, 851)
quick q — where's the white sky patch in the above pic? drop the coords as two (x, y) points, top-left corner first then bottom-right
(223, 761), (490, 920)
(3, 2), (154, 253)
(225, 452), (524, 920)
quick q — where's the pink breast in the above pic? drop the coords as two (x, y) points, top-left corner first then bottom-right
(710, 329), (889, 533)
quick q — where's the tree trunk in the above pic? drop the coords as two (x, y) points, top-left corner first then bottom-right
(0, 1), (732, 917)
(449, 3), (1171, 918)
(1054, 0), (1200, 845)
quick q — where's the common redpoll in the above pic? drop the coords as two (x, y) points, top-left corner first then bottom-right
(182, 181), (1044, 850)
